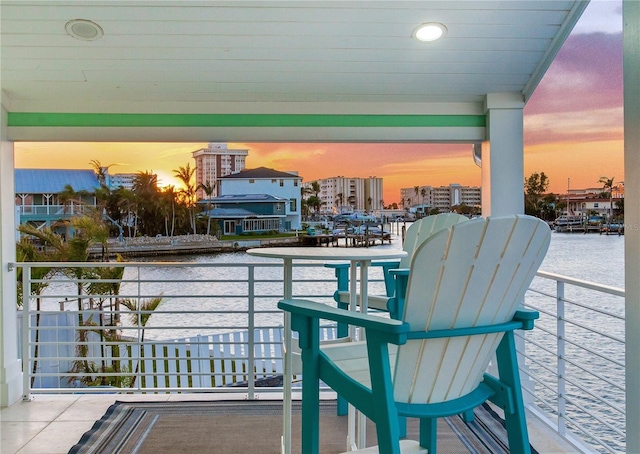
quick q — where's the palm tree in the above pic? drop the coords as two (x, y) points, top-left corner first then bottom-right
(311, 181), (321, 197)
(16, 231), (58, 386)
(198, 180), (216, 235)
(173, 164), (197, 234)
(132, 171), (161, 235)
(347, 195), (356, 211)
(159, 186), (177, 237)
(19, 215), (111, 383)
(414, 186), (419, 206)
(120, 296), (163, 388)
(599, 176), (615, 223)
(420, 188), (427, 216)
(117, 188), (138, 238)
(58, 184), (77, 216)
(89, 159), (114, 188)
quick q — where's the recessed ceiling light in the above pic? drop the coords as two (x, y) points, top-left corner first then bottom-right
(413, 22), (447, 42)
(65, 19), (104, 41)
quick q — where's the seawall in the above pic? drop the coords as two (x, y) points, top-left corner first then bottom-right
(88, 235), (303, 259)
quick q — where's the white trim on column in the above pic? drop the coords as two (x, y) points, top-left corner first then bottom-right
(0, 100), (22, 407)
(481, 93), (525, 217)
(623, 1), (640, 451)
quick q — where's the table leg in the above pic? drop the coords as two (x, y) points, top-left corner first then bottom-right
(347, 259), (359, 451)
(349, 260), (358, 338)
(282, 258), (293, 454)
(357, 260), (369, 449)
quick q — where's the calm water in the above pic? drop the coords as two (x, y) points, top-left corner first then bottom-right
(539, 231), (624, 288)
(157, 228), (626, 287)
(125, 228), (625, 338)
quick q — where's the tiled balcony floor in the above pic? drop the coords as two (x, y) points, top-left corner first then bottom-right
(2, 393), (580, 454)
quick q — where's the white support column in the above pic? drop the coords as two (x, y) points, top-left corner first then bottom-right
(0, 100), (22, 406)
(623, 1), (640, 452)
(481, 92), (525, 217)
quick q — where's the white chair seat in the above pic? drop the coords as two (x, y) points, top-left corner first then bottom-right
(321, 341), (398, 388)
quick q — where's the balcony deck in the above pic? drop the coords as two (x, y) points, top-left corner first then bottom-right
(2, 393), (579, 454)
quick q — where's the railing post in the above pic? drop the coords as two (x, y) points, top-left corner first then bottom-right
(247, 265), (255, 400)
(135, 265), (143, 392)
(22, 264), (32, 401)
(557, 280), (567, 436)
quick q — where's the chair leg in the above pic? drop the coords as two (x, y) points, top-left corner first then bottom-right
(398, 415), (407, 438)
(366, 339), (402, 454)
(419, 417), (437, 454)
(299, 317), (321, 454)
(496, 332), (531, 454)
(462, 409), (475, 422)
(332, 266), (350, 416)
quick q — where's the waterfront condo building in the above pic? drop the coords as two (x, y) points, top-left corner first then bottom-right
(192, 142), (249, 199)
(303, 176), (383, 215)
(401, 184), (482, 213)
(104, 172), (137, 190)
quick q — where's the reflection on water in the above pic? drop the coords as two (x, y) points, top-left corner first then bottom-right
(541, 232), (624, 287)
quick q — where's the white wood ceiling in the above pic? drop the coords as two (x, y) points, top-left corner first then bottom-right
(0, 1), (588, 142)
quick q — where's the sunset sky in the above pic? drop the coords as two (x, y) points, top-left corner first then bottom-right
(14, 0), (624, 204)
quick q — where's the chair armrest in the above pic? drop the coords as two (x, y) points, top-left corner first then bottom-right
(323, 260), (400, 269)
(278, 298), (409, 344)
(404, 315), (538, 341)
(513, 309), (539, 330)
(323, 262), (350, 270)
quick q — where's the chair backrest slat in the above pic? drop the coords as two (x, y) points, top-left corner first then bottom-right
(393, 215), (550, 404)
(398, 213), (468, 268)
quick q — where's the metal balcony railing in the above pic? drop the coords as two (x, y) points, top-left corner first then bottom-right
(17, 203), (95, 216)
(524, 271), (626, 453)
(15, 261), (626, 453)
(16, 261), (358, 399)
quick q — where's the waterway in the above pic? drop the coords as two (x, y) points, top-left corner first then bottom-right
(125, 228), (625, 341)
(151, 227), (625, 287)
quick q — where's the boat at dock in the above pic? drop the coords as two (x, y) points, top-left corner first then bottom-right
(553, 215), (585, 232)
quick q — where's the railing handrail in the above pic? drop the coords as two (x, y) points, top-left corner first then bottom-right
(537, 269), (625, 297)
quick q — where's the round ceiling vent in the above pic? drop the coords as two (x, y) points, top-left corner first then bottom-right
(65, 19), (104, 41)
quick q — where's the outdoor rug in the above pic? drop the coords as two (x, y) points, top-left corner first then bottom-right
(69, 400), (538, 454)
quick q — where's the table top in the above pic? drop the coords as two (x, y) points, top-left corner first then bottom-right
(246, 247), (407, 261)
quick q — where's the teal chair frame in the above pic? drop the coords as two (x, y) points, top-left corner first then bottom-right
(278, 299), (538, 454)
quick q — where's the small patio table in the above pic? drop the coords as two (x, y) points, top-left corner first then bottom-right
(247, 247), (407, 454)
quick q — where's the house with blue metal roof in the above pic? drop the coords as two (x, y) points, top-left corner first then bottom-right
(15, 169), (100, 231)
(200, 194), (290, 235)
(216, 167), (302, 231)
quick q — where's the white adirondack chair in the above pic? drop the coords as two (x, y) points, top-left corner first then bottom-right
(328, 213), (469, 320)
(279, 215), (551, 454)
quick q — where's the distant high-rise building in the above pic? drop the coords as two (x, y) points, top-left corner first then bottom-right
(302, 176), (384, 215)
(106, 173), (138, 190)
(401, 184), (481, 213)
(192, 143), (249, 199)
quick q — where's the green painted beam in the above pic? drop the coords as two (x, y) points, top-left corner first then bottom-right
(8, 113), (485, 128)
